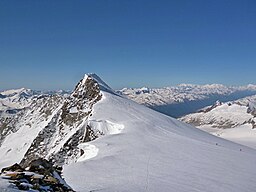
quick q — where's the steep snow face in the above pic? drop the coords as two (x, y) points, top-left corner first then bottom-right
(64, 87), (256, 192)
(180, 95), (256, 148)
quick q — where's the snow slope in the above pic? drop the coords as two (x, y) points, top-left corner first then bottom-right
(63, 79), (256, 192)
(1, 75), (256, 192)
(180, 95), (256, 149)
(198, 124), (256, 149)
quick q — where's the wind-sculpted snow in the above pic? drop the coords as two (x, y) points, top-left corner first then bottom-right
(88, 120), (124, 135)
(77, 143), (99, 162)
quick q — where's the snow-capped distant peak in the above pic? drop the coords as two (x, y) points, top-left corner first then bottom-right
(180, 94), (256, 149)
(1, 88), (29, 96)
(247, 84), (256, 90)
(71, 74), (102, 100)
(177, 83), (197, 87)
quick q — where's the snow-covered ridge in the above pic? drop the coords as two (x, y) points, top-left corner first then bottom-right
(0, 88), (32, 96)
(86, 73), (114, 93)
(1, 74), (256, 191)
(180, 94), (256, 128)
(179, 94), (256, 148)
(64, 81), (256, 192)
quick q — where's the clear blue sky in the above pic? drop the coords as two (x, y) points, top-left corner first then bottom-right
(0, 0), (255, 90)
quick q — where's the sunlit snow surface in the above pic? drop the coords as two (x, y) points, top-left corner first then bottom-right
(64, 91), (256, 192)
(1, 78), (256, 191)
(199, 124), (256, 149)
(180, 95), (256, 149)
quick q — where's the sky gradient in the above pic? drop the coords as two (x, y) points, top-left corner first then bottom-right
(0, 0), (256, 90)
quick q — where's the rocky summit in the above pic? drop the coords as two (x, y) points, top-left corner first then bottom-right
(0, 74), (105, 169)
(1, 74), (256, 192)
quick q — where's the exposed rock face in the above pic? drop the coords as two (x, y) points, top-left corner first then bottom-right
(247, 102), (256, 117)
(0, 116), (15, 144)
(1, 158), (74, 191)
(0, 74), (117, 183)
(61, 75), (102, 126)
(18, 75), (103, 168)
(0, 94), (64, 146)
(1, 163), (24, 173)
(83, 125), (100, 142)
(48, 127), (86, 165)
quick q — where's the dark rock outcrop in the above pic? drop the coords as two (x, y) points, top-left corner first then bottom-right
(1, 158), (75, 192)
(20, 75), (103, 167)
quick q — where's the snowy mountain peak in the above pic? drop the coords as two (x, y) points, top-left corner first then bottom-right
(1, 74), (256, 191)
(0, 88), (34, 97)
(88, 73), (114, 92)
(71, 74), (102, 102)
(79, 73), (114, 93)
(0, 88), (39, 112)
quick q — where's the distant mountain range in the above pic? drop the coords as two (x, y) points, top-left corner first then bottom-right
(118, 84), (256, 117)
(0, 88), (69, 115)
(2, 83), (255, 118)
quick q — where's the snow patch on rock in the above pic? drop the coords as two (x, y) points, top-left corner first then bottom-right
(77, 143), (99, 162)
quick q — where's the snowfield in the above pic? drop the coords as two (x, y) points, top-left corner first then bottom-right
(1, 74), (256, 192)
(180, 95), (256, 149)
(64, 87), (256, 192)
(199, 124), (256, 149)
